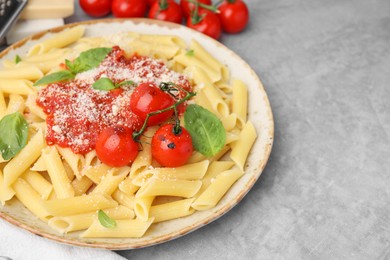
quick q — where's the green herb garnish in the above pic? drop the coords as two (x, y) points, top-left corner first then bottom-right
(186, 50), (195, 56)
(34, 47), (112, 86)
(98, 210), (117, 228)
(15, 55), (22, 64)
(66, 47), (112, 74)
(0, 112), (28, 160)
(92, 78), (116, 90)
(92, 78), (135, 91)
(34, 70), (75, 86)
(184, 104), (226, 156)
(116, 80), (136, 88)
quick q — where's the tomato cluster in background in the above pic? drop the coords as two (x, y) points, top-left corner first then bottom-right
(79, 0), (250, 40)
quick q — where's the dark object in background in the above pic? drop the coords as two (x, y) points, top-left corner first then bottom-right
(0, 0), (27, 49)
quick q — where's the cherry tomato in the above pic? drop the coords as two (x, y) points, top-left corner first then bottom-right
(180, 0), (212, 18)
(95, 126), (139, 167)
(148, 0), (183, 24)
(79, 0), (111, 17)
(130, 82), (175, 126)
(187, 10), (222, 40)
(218, 0), (249, 33)
(112, 0), (148, 17)
(147, 0), (156, 6)
(152, 124), (193, 167)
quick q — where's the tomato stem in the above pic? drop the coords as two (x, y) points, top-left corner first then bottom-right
(132, 83), (196, 140)
(187, 0), (219, 13)
(173, 106), (181, 135)
(159, 0), (169, 10)
(190, 1), (200, 25)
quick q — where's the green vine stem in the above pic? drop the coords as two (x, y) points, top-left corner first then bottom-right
(159, 0), (169, 10)
(132, 82), (196, 140)
(187, 0), (219, 13)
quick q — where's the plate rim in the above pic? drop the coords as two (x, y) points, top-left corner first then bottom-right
(0, 18), (274, 250)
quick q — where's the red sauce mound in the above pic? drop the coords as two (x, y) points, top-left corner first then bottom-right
(37, 46), (191, 154)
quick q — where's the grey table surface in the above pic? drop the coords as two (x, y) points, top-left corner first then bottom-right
(66, 0), (390, 259)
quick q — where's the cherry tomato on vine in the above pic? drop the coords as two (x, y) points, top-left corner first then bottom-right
(95, 126), (139, 167)
(187, 9), (222, 40)
(152, 124), (193, 167)
(180, 0), (212, 18)
(79, 0), (111, 17)
(148, 0), (183, 24)
(147, 0), (156, 6)
(130, 82), (175, 126)
(112, 0), (148, 17)
(218, 0), (249, 33)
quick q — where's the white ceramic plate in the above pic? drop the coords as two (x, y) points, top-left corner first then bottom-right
(0, 18), (274, 250)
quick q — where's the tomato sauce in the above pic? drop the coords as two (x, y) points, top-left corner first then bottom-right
(37, 46), (191, 154)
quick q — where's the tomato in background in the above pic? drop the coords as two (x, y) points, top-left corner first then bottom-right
(95, 126), (139, 167)
(79, 0), (111, 17)
(180, 0), (212, 18)
(147, 0), (157, 6)
(187, 10), (222, 40)
(112, 0), (148, 17)
(148, 0), (183, 24)
(130, 82), (175, 126)
(218, 0), (249, 33)
(152, 124), (193, 167)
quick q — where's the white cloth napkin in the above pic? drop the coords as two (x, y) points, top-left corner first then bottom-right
(0, 219), (125, 260)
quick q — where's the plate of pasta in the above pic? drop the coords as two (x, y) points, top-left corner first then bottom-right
(0, 18), (273, 249)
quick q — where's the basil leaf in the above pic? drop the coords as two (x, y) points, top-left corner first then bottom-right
(0, 112), (28, 160)
(184, 104), (226, 157)
(92, 78), (116, 90)
(186, 49), (194, 56)
(15, 55), (22, 64)
(70, 47), (112, 73)
(98, 210), (116, 228)
(116, 80), (135, 88)
(33, 70), (75, 86)
(65, 59), (75, 72)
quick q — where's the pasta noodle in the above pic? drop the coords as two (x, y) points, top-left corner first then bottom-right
(0, 27), (258, 239)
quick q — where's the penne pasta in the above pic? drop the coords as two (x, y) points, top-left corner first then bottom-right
(231, 79), (248, 124)
(150, 198), (195, 223)
(136, 178), (202, 198)
(12, 178), (52, 221)
(92, 167), (130, 196)
(56, 146), (85, 180)
(0, 79), (35, 95)
(192, 168), (244, 211)
(71, 176), (94, 196)
(3, 130), (45, 187)
(5, 94), (25, 115)
(129, 126), (157, 179)
(81, 217), (154, 238)
(190, 40), (229, 83)
(0, 169), (15, 205)
(112, 189), (135, 209)
(134, 196), (154, 221)
(229, 121), (257, 170)
(0, 65), (43, 80)
(28, 26), (85, 56)
(48, 206), (134, 234)
(42, 146), (75, 199)
(43, 193), (118, 216)
(22, 170), (53, 200)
